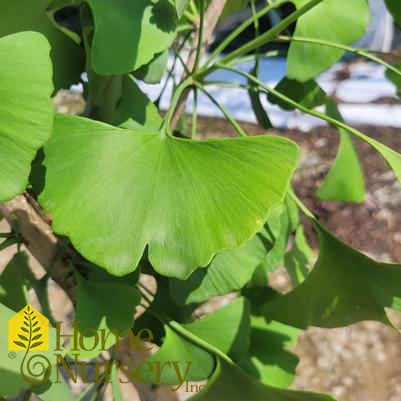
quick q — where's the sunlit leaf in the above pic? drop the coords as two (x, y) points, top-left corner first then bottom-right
(316, 102), (365, 202)
(0, 32), (53, 201)
(40, 114), (299, 278)
(288, 0), (369, 81)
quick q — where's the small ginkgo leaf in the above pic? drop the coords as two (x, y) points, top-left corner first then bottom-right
(288, 0), (369, 81)
(17, 335), (28, 342)
(30, 342), (44, 349)
(13, 341), (27, 349)
(40, 114), (299, 278)
(85, 0), (177, 74)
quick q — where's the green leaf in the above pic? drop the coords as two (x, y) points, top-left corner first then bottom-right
(386, 64), (401, 96)
(190, 358), (337, 401)
(13, 341), (27, 349)
(248, 67), (272, 129)
(288, 0), (370, 81)
(268, 78), (327, 111)
(169, 229), (272, 304)
(0, 0), (84, 90)
(0, 252), (29, 311)
(141, 324), (215, 385)
(183, 297), (251, 360)
(85, 0), (177, 74)
(284, 225), (312, 287)
(174, 0), (190, 19)
(316, 102), (365, 202)
(32, 367), (77, 401)
(134, 50), (169, 84)
(112, 75), (164, 131)
(238, 317), (300, 388)
(262, 222), (401, 329)
(142, 297), (250, 385)
(221, 0), (250, 21)
(0, 32), (54, 201)
(385, 0), (401, 26)
(73, 277), (141, 358)
(40, 114), (299, 278)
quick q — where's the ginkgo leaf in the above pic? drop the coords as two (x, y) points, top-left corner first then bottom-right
(287, 0), (369, 81)
(40, 114), (299, 278)
(0, 32), (53, 201)
(0, 0), (84, 90)
(73, 276), (141, 358)
(316, 102), (365, 202)
(262, 221), (401, 329)
(85, 0), (177, 74)
(190, 358), (336, 401)
(169, 229), (272, 304)
(141, 297), (250, 384)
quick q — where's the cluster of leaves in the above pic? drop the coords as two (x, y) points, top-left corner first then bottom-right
(1, 0), (401, 400)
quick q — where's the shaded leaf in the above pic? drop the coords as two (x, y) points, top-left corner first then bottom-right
(0, 32), (53, 201)
(385, 0), (401, 26)
(239, 317), (300, 388)
(134, 50), (169, 84)
(288, 0), (369, 81)
(85, 0), (177, 74)
(0, 0), (84, 90)
(169, 229), (272, 304)
(284, 225), (312, 287)
(183, 297), (251, 360)
(0, 252), (28, 311)
(262, 222), (401, 329)
(40, 114), (299, 278)
(268, 78), (327, 111)
(31, 342), (44, 349)
(73, 276), (141, 358)
(190, 358), (336, 401)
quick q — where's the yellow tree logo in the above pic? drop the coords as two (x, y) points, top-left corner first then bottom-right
(8, 304), (52, 385)
(8, 304), (49, 351)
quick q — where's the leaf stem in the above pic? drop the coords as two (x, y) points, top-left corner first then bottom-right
(277, 35), (401, 79)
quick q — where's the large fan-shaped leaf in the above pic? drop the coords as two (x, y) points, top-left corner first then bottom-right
(85, 0), (177, 74)
(0, 32), (53, 201)
(287, 0), (369, 81)
(190, 358), (336, 401)
(262, 222), (401, 329)
(0, 0), (84, 91)
(40, 114), (299, 278)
